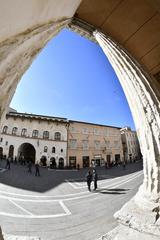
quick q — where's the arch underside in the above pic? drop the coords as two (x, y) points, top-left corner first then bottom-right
(0, 1), (160, 239)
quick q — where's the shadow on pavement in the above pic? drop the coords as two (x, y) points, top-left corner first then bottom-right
(95, 188), (129, 195)
(0, 160), (143, 193)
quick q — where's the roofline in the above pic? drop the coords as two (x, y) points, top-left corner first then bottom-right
(7, 111), (68, 122)
(68, 120), (122, 129)
(6, 111), (132, 130)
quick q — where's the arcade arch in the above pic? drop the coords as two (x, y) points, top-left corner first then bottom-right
(8, 145), (14, 159)
(18, 143), (36, 163)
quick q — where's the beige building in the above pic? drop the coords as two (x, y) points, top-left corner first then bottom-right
(68, 120), (123, 168)
(120, 127), (141, 163)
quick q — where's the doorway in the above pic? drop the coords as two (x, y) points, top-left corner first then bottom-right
(18, 143), (36, 163)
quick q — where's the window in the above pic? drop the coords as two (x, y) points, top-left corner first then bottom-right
(93, 128), (100, 135)
(2, 126), (8, 134)
(82, 140), (89, 150)
(94, 140), (100, 150)
(69, 139), (77, 149)
(69, 156), (77, 168)
(32, 130), (38, 138)
(44, 146), (48, 152)
(43, 131), (49, 139)
(55, 132), (61, 141)
(0, 138), (3, 142)
(21, 128), (27, 136)
(52, 147), (55, 153)
(5, 141), (8, 146)
(82, 128), (89, 134)
(105, 140), (110, 148)
(61, 149), (63, 153)
(70, 127), (77, 133)
(12, 127), (18, 135)
(104, 129), (108, 136)
(114, 141), (118, 147)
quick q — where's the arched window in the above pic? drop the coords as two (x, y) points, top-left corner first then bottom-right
(32, 130), (38, 138)
(44, 146), (48, 152)
(52, 147), (55, 153)
(2, 126), (8, 134)
(12, 127), (18, 135)
(21, 128), (27, 136)
(43, 131), (49, 139)
(55, 132), (61, 141)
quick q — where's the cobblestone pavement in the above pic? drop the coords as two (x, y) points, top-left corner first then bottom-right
(0, 160), (143, 240)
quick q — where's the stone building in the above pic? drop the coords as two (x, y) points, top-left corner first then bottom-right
(0, 1), (160, 239)
(120, 127), (141, 163)
(0, 110), (68, 167)
(68, 120), (123, 168)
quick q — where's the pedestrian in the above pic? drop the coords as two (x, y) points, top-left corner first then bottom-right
(77, 163), (80, 170)
(5, 157), (10, 170)
(35, 162), (40, 176)
(14, 156), (17, 164)
(86, 170), (92, 191)
(28, 160), (32, 173)
(22, 155), (25, 165)
(123, 160), (126, 170)
(92, 169), (98, 190)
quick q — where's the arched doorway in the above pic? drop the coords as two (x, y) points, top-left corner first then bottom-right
(58, 158), (64, 169)
(50, 157), (57, 169)
(8, 145), (14, 159)
(40, 155), (47, 167)
(18, 143), (36, 163)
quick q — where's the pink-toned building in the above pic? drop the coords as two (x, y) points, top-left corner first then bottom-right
(68, 120), (123, 168)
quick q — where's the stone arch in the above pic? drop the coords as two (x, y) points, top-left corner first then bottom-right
(92, 30), (160, 238)
(0, 5), (159, 238)
(18, 142), (36, 163)
(40, 155), (47, 167)
(8, 145), (14, 159)
(58, 157), (64, 168)
(50, 157), (57, 169)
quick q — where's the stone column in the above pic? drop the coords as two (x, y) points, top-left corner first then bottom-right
(94, 31), (160, 239)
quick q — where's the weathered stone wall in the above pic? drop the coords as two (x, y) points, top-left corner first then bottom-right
(0, 0), (81, 123)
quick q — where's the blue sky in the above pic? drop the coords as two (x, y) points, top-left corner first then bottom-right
(10, 28), (135, 130)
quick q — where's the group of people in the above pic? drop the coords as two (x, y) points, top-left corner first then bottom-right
(27, 160), (40, 176)
(86, 169), (98, 191)
(3, 157), (40, 176)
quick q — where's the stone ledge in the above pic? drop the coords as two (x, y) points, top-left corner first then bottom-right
(98, 224), (160, 240)
(2, 234), (40, 240)
(114, 197), (160, 237)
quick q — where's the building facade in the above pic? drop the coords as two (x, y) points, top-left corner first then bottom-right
(120, 127), (141, 163)
(68, 120), (123, 168)
(0, 110), (140, 168)
(0, 110), (68, 167)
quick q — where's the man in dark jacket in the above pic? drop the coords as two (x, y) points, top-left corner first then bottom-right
(35, 162), (40, 176)
(86, 170), (92, 191)
(93, 169), (98, 190)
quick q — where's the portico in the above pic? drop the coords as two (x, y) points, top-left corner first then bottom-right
(0, 1), (160, 239)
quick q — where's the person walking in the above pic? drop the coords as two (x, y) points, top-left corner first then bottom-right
(5, 157), (11, 170)
(123, 160), (126, 170)
(93, 169), (98, 190)
(77, 163), (80, 170)
(86, 170), (92, 191)
(28, 160), (32, 173)
(35, 162), (40, 176)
